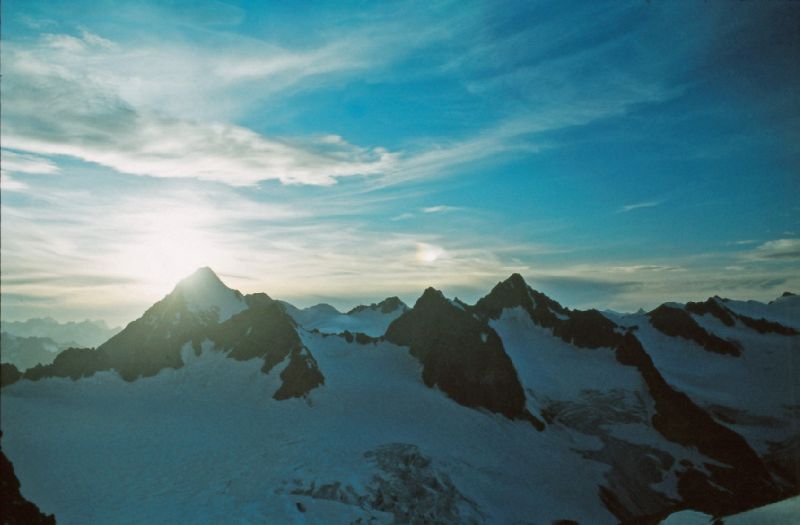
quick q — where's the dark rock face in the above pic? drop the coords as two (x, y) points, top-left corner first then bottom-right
(98, 293), (211, 381)
(732, 313), (798, 335)
(347, 296), (408, 315)
(614, 333), (781, 516)
(273, 347), (324, 400)
(12, 281), (324, 399)
(475, 273), (567, 327)
(476, 274), (619, 349)
(212, 294), (325, 400)
(685, 297), (797, 335)
(23, 347), (111, 382)
(685, 298), (736, 327)
(0, 363), (22, 388)
(0, 432), (56, 525)
(648, 305), (740, 356)
(212, 295), (301, 372)
(338, 331), (378, 345)
(386, 287), (542, 428)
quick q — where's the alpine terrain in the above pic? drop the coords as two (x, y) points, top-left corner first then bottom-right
(1, 268), (798, 524)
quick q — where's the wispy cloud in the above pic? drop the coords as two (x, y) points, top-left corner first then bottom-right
(746, 238), (800, 260)
(616, 201), (662, 213)
(422, 205), (460, 214)
(1, 31), (399, 187)
(1, 150), (61, 175)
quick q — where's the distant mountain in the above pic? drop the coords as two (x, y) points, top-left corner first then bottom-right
(0, 332), (64, 371)
(280, 296), (408, 337)
(1, 268), (798, 524)
(0, 317), (121, 348)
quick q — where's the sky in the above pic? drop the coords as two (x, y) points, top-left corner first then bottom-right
(1, 0), (798, 325)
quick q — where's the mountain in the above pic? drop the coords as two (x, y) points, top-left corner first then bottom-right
(0, 317), (120, 348)
(0, 332), (63, 371)
(0, 431), (55, 525)
(280, 296), (408, 337)
(0, 268), (797, 524)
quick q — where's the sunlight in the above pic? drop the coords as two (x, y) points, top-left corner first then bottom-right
(116, 208), (222, 294)
(416, 242), (445, 264)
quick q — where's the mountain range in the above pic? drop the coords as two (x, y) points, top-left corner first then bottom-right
(0, 317), (121, 348)
(1, 267), (798, 524)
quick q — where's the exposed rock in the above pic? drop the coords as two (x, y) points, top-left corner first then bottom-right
(730, 312), (798, 335)
(685, 297), (797, 335)
(685, 298), (736, 327)
(476, 274), (619, 349)
(211, 294), (301, 372)
(386, 287), (542, 428)
(0, 431), (56, 525)
(23, 347), (111, 381)
(0, 363), (22, 388)
(338, 331), (379, 345)
(648, 305), (740, 356)
(273, 347), (325, 400)
(348, 296), (408, 315)
(211, 294), (325, 399)
(614, 333), (781, 516)
(583, 437), (676, 522)
(364, 443), (483, 525)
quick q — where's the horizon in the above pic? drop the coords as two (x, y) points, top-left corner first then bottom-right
(2, 1), (799, 325)
(1, 265), (796, 327)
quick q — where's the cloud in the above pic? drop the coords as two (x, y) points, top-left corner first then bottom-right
(1, 30), (397, 187)
(0, 174), (29, 192)
(1, 150), (60, 175)
(422, 205), (460, 214)
(617, 201), (662, 213)
(748, 239), (800, 260)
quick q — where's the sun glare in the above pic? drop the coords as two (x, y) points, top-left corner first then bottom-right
(416, 243), (445, 263)
(117, 208), (223, 293)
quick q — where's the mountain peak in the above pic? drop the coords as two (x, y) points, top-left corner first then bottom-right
(171, 267), (246, 322)
(177, 267), (224, 288)
(505, 273), (528, 289)
(417, 287), (446, 306)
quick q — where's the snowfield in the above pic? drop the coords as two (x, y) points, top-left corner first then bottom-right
(2, 333), (616, 525)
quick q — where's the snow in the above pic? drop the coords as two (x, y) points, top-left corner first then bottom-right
(1, 330), (619, 525)
(659, 510), (712, 525)
(491, 307), (641, 405)
(626, 309), (799, 453)
(2, 296), (793, 524)
(660, 495), (800, 524)
(722, 294), (800, 330)
(282, 302), (403, 337)
(173, 268), (246, 322)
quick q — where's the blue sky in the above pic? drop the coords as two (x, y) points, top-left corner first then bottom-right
(1, 0), (798, 324)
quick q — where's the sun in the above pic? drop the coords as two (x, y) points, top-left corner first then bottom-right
(116, 208), (225, 293)
(416, 243), (445, 264)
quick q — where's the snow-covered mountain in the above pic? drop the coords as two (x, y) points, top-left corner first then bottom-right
(280, 296), (408, 337)
(1, 268), (797, 524)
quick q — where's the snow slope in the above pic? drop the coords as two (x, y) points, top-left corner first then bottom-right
(661, 495), (800, 524)
(281, 300), (406, 337)
(1, 332), (619, 525)
(611, 306), (799, 454)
